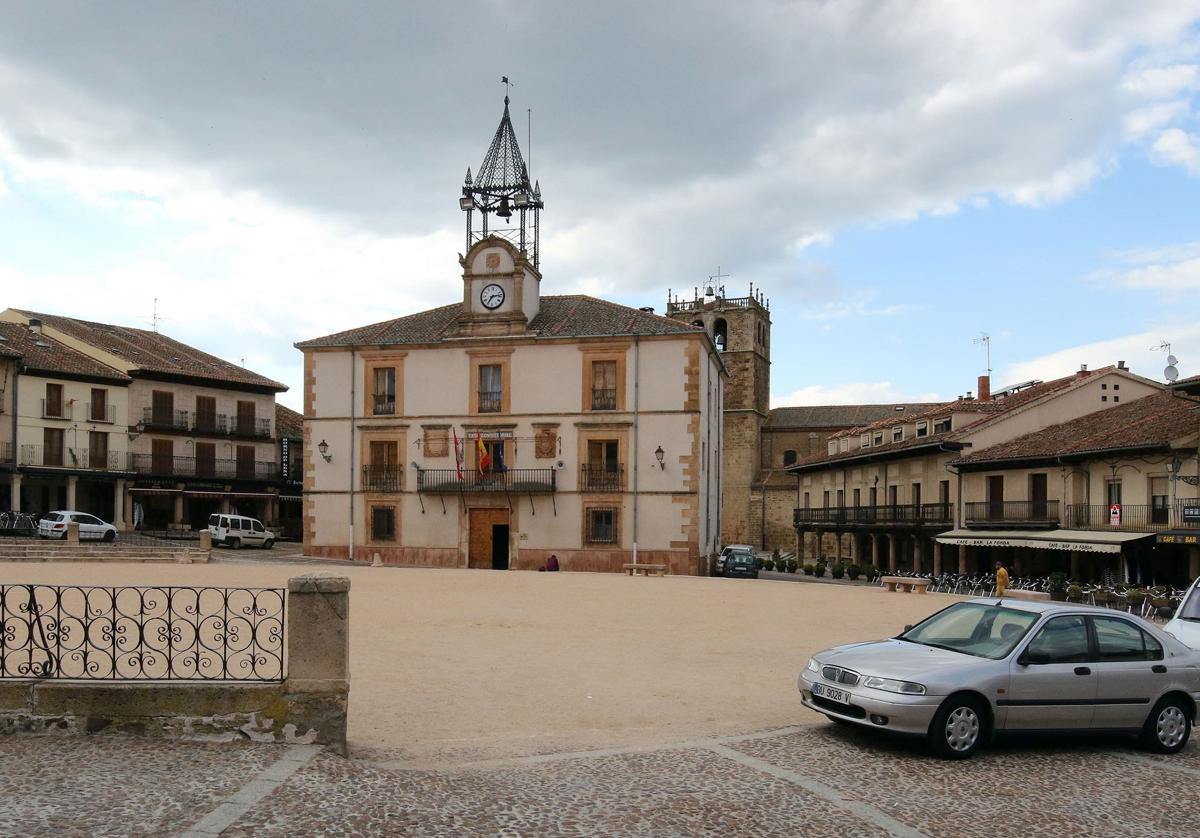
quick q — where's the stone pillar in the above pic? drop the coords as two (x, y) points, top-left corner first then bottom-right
(66, 475), (78, 511)
(221, 492), (232, 515)
(958, 545), (969, 574)
(66, 521), (80, 543)
(813, 529), (823, 561)
(887, 533), (898, 573)
(123, 488), (135, 530)
(174, 483), (186, 526)
(912, 537), (922, 573)
(1070, 551), (1082, 581)
(9, 474), (20, 512)
(933, 540), (943, 576)
(113, 479), (126, 531)
(1013, 548), (1024, 576)
(287, 574), (351, 755)
(198, 530), (212, 550)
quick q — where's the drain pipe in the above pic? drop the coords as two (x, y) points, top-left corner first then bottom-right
(632, 335), (640, 567)
(349, 349), (356, 562)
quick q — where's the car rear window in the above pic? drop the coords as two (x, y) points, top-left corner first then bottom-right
(208, 515), (219, 527)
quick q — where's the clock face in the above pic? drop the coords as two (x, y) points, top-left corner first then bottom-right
(480, 283), (506, 310)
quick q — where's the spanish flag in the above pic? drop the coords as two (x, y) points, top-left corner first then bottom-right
(476, 431), (491, 476)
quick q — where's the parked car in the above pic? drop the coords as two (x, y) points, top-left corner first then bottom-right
(1164, 577), (1200, 650)
(799, 598), (1200, 759)
(37, 511), (118, 542)
(716, 543), (755, 575)
(721, 548), (758, 579)
(207, 514), (275, 549)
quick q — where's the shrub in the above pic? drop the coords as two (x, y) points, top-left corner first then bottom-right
(754, 557), (765, 571)
(803, 563), (815, 576)
(786, 558), (798, 573)
(831, 563), (845, 579)
(763, 558), (775, 571)
(1048, 571), (1068, 593)
(846, 564), (862, 580)
(772, 547), (781, 563)
(859, 562), (877, 581)
(814, 562), (827, 578)
(1066, 584), (1083, 602)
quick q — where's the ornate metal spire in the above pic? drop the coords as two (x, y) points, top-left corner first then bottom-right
(459, 87), (544, 269)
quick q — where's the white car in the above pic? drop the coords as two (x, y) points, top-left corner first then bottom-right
(208, 514), (275, 549)
(38, 511), (118, 542)
(1164, 578), (1200, 650)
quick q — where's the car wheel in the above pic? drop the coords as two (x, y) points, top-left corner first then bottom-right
(1141, 696), (1192, 754)
(928, 695), (987, 759)
(102, 530), (115, 542)
(228, 537), (241, 550)
(263, 539), (274, 550)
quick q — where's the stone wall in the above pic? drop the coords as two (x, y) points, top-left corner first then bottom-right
(0, 574), (350, 756)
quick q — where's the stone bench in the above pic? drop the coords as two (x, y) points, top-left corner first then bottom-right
(880, 576), (929, 594)
(623, 563), (667, 577)
(999, 589), (1051, 601)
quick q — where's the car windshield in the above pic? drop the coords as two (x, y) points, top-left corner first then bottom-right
(898, 602), (1040, 660)
(729, 552), (753, 563)
(1179, 585), (1200, 621)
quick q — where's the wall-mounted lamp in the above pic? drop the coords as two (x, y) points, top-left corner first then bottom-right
(654, 445), (665, 470)
(318, 439), (332, 463)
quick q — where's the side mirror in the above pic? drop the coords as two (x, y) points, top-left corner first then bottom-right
(1019, 650), (1051, 666)
(903, 625), (913, 633)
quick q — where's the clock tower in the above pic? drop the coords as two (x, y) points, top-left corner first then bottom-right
(455, 93), (544, 337)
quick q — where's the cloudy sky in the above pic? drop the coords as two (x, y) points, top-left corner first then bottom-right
(1, 2), (1199, 410)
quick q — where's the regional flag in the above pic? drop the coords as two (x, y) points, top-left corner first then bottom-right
(476, 431), (491, 476)
(453, 428), (464, 480)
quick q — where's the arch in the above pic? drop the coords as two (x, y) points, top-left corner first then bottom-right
(783, 449), (798, 467)
(713, 318), (728, 351)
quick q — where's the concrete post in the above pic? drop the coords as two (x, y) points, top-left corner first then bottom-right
(198, 530), (213, 550)
(287, 574), (350, 755)
(8, 474), (20, 512)
(933, 540), (943, 576)
(113, 479), (126, 530)
(66, 475), (78, 511)
(887, 534), (898, 573)
(66, 522), (80, 543)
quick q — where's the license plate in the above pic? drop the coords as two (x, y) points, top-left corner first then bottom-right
(813, 682), (851, 705)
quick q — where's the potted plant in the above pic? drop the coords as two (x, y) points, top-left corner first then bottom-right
(772, 547), (781, 565)
(787, 558), (799, 574)
(831, 562), (845, 579)
(1048, 572), (1068, 601)
(755, 556), (765, 571)
(763, 558), (775, 571)
(846, 563), (862, 581)
(1066, 584), (1083, 602)
(1126, 588), (1146, 609)
(803, 563), (815, 576)
(859, 563), (876, 582)
(814, 561), (827, 578)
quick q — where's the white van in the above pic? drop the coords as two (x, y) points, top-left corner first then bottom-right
(208, 514), (274, 549)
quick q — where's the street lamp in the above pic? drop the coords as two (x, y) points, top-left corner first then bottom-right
(318, 439), (332, 463)
(654, 446), (665, 470)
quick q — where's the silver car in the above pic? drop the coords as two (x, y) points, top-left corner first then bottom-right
(799, 598), (1200, 759)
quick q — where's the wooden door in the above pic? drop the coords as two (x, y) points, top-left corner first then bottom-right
(1030, 473), (1048, 519)
(468, 508), (509, 569)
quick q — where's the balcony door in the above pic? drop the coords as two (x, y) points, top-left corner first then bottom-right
(88, 431), (108, 469)
(987, 476), (1005, 521)
(1030, 473), (1048, 520)
(152, 438), (173, 475)
(367, 441), (399, 490)
(152, 390), (174, 425)
(195, 396), (218, 433)
(196, 442), (216, 477)
(236, 401), (256, 435)
(586, 440), (620, 491)
(236, 445), (255, 479)
(44, 427), (64, 467)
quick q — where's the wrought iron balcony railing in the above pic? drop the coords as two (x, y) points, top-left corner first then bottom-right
(362, 465), (403, 492)
(478, 390), (502, 414)
(19, 444), (131, 472)
(1064, 503), (1186, 532)
(192, 412), (228, 434)
(128, 453), (279, 480)
(233, 417), (272, 438)
(86, 403), (116, 423)
(143, 406), (190, 431)
(41, 399), (71, 420)
(963, 500), (1060, 528)
(416, 468), (556, 493)
(371, 394), (396, 416)
(0, 442), (13, 465)
(580, 463), (624, 493)
(793, 503), (954, 527)
(590, 388), (617, 411)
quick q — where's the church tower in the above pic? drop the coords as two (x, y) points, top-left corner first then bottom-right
(666, 282), (771, 545)
(455, 93), (545, 337)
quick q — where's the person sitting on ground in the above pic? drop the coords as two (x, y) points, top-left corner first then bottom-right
(545, 554), (560, 572)
(995, 561), (1009, 597)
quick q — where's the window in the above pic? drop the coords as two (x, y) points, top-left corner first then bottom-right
(195, 396), (218, 432)
(1113, 396), (1119, 403)
(583, 440), (621, 491)
(852, 488), (861, 507)
(823, 490), (830, 508)
(44, 383), (64, 418)
(891, 427), (903, 443)
(372, 367), (396, 415)
(1093, 616), (1162, 662)
(713, 318), (727, 352)
(916, 421), (928, 438)
(90, 388), (109, 422)
(1101, 383), (1107, 390)
(1113, 384), (1120, 391)
(590, 360), (617, 410)
(911, 482), (921, 508)
(933, 417), (951, 434)
(152, 390), (174, 425)
(236, 401), (257, 435)
(196, 442), (216, 477)
(1151, 477), (1169, 524)
(860, 433), (870, 448)
(1106, 481), (1122, 506)
(873, 432), (884, 446)
(901, 602), (1038, 660)
(371, 507), (396, 541)
(782, 449), (797, 467)
(236, 444), (255, 479)
(1101, 395), (1108, 402)
(586, 507), (617, 544)
(1025, 615), (1090, 664)
(366, 440), (400, 491)
(43, 427), (64, 467)
(88, 431), (108, 469)
(479, 364), (502, 413)
(251, 520), (265, 533)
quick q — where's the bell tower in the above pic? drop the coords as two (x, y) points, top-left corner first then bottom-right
(665, 281), (771, 545)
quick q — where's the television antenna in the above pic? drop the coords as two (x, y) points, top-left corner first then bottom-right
(973, 333), (992, 376)
(1151, 341), (1179, 382)
(143, 297), (169, 333)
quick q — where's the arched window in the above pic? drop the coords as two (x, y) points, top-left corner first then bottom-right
(713, 318), (728, 352)
(783, 449), (798, 467)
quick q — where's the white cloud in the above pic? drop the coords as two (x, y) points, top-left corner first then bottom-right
(998, 324), (1200, 387)
(1120, 63), (1200, 97)
(772, 382), (943, 408)
(1098, 239), (1200, 293)
(1123, 99), (1191, 139)
(1152, 128), (1200, 174)
(0, 168), (8, 200)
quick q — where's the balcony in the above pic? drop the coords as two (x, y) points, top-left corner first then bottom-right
(793, 503), (953, 527)
(41, 399), (71, 420)
(371, 394), (396, 416)
(192, 412), (229, 435)
(362, 465), (403, 492)
(143, 407), (190, 431)
(964, 500), (1060, 528)
(128, 453), (279, 480)
(19, 444), (131, 472)
(478, 390), (502, 414)
(590, 388), (617, 411)
(231, 417), (272, 438)
(0, 442), (13, 466)
(86, 403), (116, 423)
(1064, 503), (1198, 532)
(416, 468), (556, 494)
(580, 463), (624, 493)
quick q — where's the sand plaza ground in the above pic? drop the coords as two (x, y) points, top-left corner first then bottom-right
(1, 562), (1198, 835)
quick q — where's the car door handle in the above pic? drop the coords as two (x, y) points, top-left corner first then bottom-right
(1074, 667), (1091, 676)
(1152, 665), (1167, 674)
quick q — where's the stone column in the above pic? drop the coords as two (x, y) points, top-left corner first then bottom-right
(959, 545), (970, 574)
(66, 475), (78, 511)
(113, 479), (126, 531)
(871, 533), (880, 568)
(887, 533), (898, 573)
(174, 483), (186, 526)
(9, 474), (20, 512)
(912, 537), (922, 573)
(66, 521), (80, 543)
(933, 540), (943, 576)
(287, 574), (351, 755)
(813, 528), (823, 561)
(1013, 548), (1025, 576)
(1070, 550), (1082, 581)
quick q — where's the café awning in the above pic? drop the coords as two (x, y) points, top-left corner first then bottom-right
(936, 529), (1153, 554)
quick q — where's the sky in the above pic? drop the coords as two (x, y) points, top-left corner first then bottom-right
(0, 2), (1199, 411)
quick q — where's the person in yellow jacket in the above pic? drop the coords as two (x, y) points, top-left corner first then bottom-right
(994, 561), (1010, 597)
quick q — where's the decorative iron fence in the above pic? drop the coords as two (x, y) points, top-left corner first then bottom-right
(580, 463), (623, 493)
(793, 503), (953, 526)
(963, 500), (1060, 527)
(0, 584), (285, 682)
(416, 468), (556, 493)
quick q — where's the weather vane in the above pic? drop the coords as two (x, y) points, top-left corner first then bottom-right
(501, 75), (513, 100)
(705, 266), (730, 297)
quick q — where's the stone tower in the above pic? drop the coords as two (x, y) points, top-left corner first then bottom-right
(665, 284), (770, 545)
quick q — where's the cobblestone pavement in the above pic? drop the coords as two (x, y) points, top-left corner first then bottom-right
(3, 723), (1199, 837)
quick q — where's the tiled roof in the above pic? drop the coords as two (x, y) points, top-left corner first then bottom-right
(765, 403), (940, 429)
(295, 295), (703, 349)
(15, 310), (286, 391)
(952, 389), (1200, 465)
(276, 403), (304, 439)
(0, 322), (131, 382)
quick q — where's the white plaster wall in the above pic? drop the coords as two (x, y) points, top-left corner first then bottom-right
(15, 374), (131, 456)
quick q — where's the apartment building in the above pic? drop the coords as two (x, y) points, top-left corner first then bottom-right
(788, 365), (1163, 573)
(0, 309), (288, 531)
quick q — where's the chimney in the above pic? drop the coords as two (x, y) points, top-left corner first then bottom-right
(977, 374), (990, 402)
(27, 318), (42, 335)
(1077, 363), (1089, 377)
(1117, 360), (1126, 370)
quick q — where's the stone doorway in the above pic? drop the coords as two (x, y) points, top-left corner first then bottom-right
(468, 508), (510, 569)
